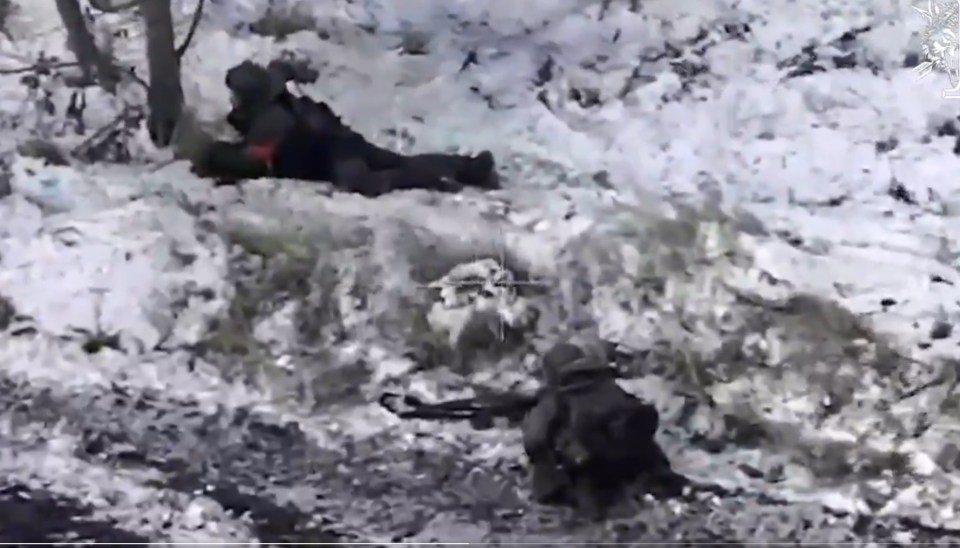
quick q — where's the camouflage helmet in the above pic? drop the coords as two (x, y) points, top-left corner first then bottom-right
(540, 340), (611, 386)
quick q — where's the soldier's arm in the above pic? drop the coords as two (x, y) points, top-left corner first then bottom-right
(192, 141), (270, 183)
(521, 393), (560, 458)
(242, 103), (297, 166)
(226, 106), (251, 135)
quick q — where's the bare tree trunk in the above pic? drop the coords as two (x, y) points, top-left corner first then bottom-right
(54, 0), (118, 92)
(138, 0), (183, 147)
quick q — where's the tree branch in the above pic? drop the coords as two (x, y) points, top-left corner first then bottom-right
(0, 60), (79, 75)
(174, 0), (205, 60)
(87, 0), (139, 13)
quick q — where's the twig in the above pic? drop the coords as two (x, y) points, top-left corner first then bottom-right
(889, 349), (960, 402)
(794, 193), (851, 208)
(0, 58), (148, 90)
(174, 0), (205, 60)
(120, 64), (149, 89)
(0, 60), (80, 75)
(896, 374), (945, 402)
(70, 106), (130, 158)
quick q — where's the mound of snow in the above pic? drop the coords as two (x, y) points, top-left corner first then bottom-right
(0, 159), (229, 352)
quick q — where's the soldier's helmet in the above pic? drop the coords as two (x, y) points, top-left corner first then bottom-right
(541, 341), (611, 386)
(225, 61), (286, 108)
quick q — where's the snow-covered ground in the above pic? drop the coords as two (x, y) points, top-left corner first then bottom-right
(1, 0), (960, 543)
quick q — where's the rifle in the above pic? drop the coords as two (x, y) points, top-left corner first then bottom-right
(379, 367), (623, 426)
(378, 390), (540, 426)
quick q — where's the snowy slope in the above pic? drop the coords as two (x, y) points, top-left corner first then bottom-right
(1, 0), (960, 543)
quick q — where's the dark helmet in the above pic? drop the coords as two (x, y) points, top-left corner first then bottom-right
(541, 341), (612, 387)
(225, 60), (286, 107)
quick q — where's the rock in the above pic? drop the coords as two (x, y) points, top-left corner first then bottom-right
(17, 139), (70, 166)
(592, 170), (613, 189)
(860, 481), (892, 512)
(765, 463), (785, 483)
(930, 320), (953, 340)
(738, 463), (764, 479)
(875, 138), (898, 154)
(0, 294), (14, 330)
(0, 169), (9, 200)
(734, 209), (768, 236)
(936, 443), (960, 470)
(888, 181), (917, 205)
(930, 274), (951, 285)
(399, 31), (431, 55)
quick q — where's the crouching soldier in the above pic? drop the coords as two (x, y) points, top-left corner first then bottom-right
(379, 338), (685, 517)
(521, 341), (686, 517)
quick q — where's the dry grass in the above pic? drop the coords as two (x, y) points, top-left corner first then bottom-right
(17, 138), (70, 166)
(203, 225), (317, 371)
(564, 197), (928, 480)
(0, 0), (16, 39)
(249, 5), (319, 40)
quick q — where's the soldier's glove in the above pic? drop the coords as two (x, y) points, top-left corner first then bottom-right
(190, 141), (269, 186)
(190, 154), (237, 186)
(226, 107), (252, 136)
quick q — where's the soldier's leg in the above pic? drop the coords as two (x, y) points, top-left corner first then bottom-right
(351, 131), (497, 190)
(359, 141), (405, 170)
(529, 457), (571, 504)
(643, 445), (689, 497)
(569, 472), (609, 519)
(328, 158), (433, 196)
(360, 163), (463, 195)
(404, 150), (498, 189)
(331, 158), (389, 196)
(382, 163), (461, 193)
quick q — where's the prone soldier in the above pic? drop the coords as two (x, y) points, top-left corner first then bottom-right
(193, 59), (499, 195)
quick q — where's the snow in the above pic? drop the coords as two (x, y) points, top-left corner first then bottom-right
(0, 158), (229, 351)
(1, 0), (960, 541)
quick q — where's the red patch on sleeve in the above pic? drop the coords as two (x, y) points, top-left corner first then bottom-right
(247, 142), (277, 162)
